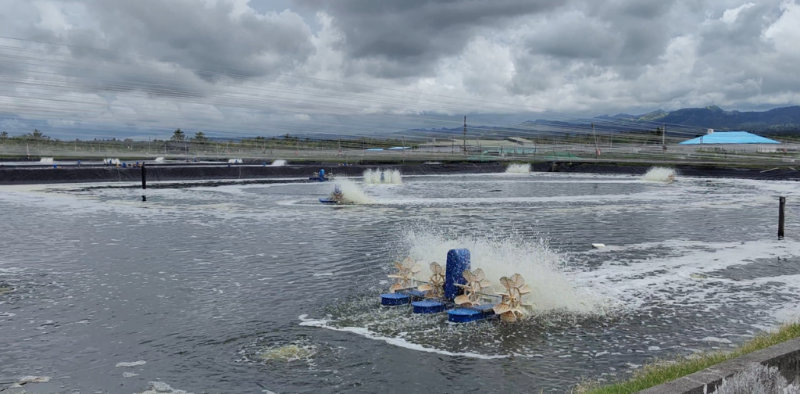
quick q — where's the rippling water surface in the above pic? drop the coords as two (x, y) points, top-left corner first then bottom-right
(2, 171), (800, 393)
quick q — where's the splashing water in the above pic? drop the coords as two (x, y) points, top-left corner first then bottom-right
(257, 343), (317, 363)
(641, 166), (676, 182)
(400, 229), (607, 315)
(363, 168), (403, 184)
(715, 363), (800, 394)
(505, 163), (531, 174)
(270, 159), (287, 166)
(332, 178), (373, 204)
(300, 229), (612, 359)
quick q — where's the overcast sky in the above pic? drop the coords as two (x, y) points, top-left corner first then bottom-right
(0, 0), (799, 138)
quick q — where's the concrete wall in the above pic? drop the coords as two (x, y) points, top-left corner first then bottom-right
(640, 337), (800, 394)
(2, 161), (800, 185)
(0, 162), (509, 185)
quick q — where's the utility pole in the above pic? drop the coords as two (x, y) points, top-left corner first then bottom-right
(463, 115), (467, 155)
(592, 123), (599, 159)
(662, 123), (667, 151)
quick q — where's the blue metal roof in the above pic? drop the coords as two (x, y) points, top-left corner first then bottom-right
(679, 131), (780, 145)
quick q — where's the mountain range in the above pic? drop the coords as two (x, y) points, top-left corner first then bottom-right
(606, 105), (800, 133)
(3, 105), (800, 141)
(402, 105), (800, 140)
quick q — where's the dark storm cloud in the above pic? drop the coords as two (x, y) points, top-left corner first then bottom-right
(523, 0), (678, 73)
(53, 26), (211, 98)
(300, 0), (566, 78)
(78, 0), (315, 82)
(19, 0), (316, 99)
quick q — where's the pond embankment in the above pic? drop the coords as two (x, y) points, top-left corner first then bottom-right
(641, 338), (800, 394)
(1, 160), (799, 185)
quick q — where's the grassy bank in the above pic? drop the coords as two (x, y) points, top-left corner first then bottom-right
(580, 322), (800, 393)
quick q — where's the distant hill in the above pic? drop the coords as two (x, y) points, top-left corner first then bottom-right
(615, 105), (800, 134)
(399, 105), (800, 140)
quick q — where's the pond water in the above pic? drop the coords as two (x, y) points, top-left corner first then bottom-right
(2, 170), (800, 392)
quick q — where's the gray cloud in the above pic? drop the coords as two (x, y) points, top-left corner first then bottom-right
(80, 0), (315, 81)
(301, 0), (565, 78)
(698, 1), (782, 56)
(1, 0), (800, 138)
(521, 0), (680, 77)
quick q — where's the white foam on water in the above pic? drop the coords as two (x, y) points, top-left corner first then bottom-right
(505, 163), (531, 174)
(641, 166), (676, 182)
(701, 336), (732, 344)
(270, 159), (287, 166)
(363, 168), (402, 184)
(571, 238), (800, 320)
(0, 181), (313, 223)
(298, 315), (507, 359)
(138, 381), (191, 394)
(371, 193), (643, 207)
(773, 305), (800, 324)
(731, 177), (800, 197)
(256, 341), (317, 363)
(17, 376), (50, 384)
(332, 178), (373, 204)
(0, 267), (24, 274)
(115, 360), (146, 367)
(401, 229), (609, 314)
(369, 173), (770, 210)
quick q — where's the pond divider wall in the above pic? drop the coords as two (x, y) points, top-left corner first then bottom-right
(640, 337), (800, 394)
(2, 161), (800, 185)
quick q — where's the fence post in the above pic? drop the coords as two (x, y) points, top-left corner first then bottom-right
(141, 163), (147, 202)
(779, 196), (785, 240)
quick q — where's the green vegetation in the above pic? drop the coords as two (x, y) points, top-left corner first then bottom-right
(580, 322), (800, 394)
(171, 128), (186, 141)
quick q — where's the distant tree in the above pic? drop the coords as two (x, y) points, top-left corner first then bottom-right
(171, 129), (185, 141)
(0, 131), (7, 141)
(191, 131), (207, 143)
(26, 129), (47, 140)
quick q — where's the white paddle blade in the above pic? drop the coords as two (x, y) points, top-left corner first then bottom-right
(499, 276), (511, 290)
(493, 303), (511, 315)
(500, 312), (517, 323)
